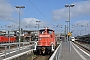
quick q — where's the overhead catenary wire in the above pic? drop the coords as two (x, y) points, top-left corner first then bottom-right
(28, 0), (58, 29)
(44, 0), (55, 26)
(44, 0), (53, 23)
(0, 16), (18, 24)
(45, 0), (51, 11)
(0, 16), (19, 30)
(28, 0), (48, 21)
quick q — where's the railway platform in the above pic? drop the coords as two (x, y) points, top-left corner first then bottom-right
(60, 41), (90, 60)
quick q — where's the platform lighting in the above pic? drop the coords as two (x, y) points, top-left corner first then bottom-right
(65, 21), (69, 42)
(15, 6), (25, 50)
(36, 21), (41, 40)
(65, 4), (75, 34)
(8, 26), (11, 55)
(65, 4), (75, 52)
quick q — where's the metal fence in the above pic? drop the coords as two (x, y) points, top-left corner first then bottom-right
(0, 42), (35, 60)
(49, 41), (62, 60)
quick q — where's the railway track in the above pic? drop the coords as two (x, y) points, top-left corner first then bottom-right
(33, 55), (50, 60)
(26, 44), (60, 60)
(73, 41), (90, 54)
(0, 44), (30, 52)
(30, 41), (60, 60)
(1, 41), (59, 60)
(0, 42), (34, 52)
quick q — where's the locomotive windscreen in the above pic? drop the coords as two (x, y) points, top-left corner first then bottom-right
(39, 29), (54, 34)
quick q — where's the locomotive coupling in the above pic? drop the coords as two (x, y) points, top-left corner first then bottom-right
(41, 47), (45, 54)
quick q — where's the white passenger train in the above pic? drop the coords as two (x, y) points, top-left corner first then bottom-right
(70, 37), (75, 41)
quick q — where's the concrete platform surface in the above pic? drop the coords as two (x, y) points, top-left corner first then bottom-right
(60, 41), (90, 60)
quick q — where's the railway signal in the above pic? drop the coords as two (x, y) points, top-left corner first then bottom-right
(68, 32), (72, 36)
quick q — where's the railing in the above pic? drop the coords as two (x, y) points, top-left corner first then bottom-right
(3, 49), (34, 60)
(0, 45), (34, 57)
(49, 41), (62, 60)
(0, 42), (35, 60)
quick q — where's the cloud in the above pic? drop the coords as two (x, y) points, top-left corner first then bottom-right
(0, 0), (15, 20)
(52, 0), (90, 20)
(9, 17), (52, 30)
(21, 18), (48, 28)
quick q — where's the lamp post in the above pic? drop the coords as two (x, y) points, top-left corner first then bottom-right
(87, 24), (88, 34)
(8, 26), (11, 55)
(77, 24), (79, 36)
(65, 4), (75, 36)
(65, 25), (66, 42)
(8, 26), (11, 44)
(15, 6), (25, 50)
(65, 21), (69, 42)
(36, 21), (41, 40)
(65, 4), (75, 52)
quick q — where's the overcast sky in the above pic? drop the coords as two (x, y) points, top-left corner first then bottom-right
(0, 0), (90, 36)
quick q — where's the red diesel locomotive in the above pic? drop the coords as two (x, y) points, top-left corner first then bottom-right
(0, 36), (16, 43)
(34, 28), (56, 54)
